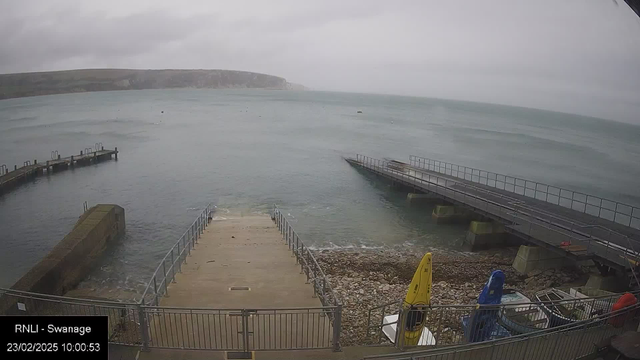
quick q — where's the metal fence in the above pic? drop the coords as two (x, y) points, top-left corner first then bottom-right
(132, 205), (343, 352)
(0, 287), (143, 346)
(409, 155), (640, 231)
(129, 205), (342, 352)
(0, 203), (216, 350)
(271, 204), (341, 309)
(271, 204), (343, 350)
(143, 306), (337, 351)
(140, 203), (214, 306)
(366, 290), (638, 349)
(1, 203), (342, 352)
(353, 155), (640, 270)
(363, 302), (640, 360)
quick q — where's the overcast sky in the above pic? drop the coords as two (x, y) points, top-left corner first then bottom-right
(1, 0), (639, 123)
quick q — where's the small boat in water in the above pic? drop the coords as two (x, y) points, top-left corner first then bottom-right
(499, 289), (549, 334)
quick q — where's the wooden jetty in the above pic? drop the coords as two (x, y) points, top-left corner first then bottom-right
(0, 146), (118, 194)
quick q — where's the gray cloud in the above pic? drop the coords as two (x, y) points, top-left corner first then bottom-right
(1, 0), (640, 123)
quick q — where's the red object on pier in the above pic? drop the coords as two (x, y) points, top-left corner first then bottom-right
(608, 293), (638, 328)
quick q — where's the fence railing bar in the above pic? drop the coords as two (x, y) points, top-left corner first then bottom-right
(408, 155), (640, 231)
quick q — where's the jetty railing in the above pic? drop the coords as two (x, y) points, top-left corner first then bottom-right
(271, 205), (341, 308)
(271, 204), (343, 350)
(354, 155), (640, 269)
(0, 287), (143, 346)
(142, 305), (337, 351)
(366, 290), (639, 349)
(1, 203), (341, 352)
(140, 203), (214, 306)
(409, 155), (640, 230)
(364, 302), (640, 360)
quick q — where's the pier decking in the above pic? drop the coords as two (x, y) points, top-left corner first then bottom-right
(347, 155), (640, 275)
(0, 147), (118, 194)
(142, 212), (335, 352)
(162, 214), (320, 308)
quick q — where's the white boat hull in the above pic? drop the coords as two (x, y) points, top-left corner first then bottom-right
(382, 314), (436, 346)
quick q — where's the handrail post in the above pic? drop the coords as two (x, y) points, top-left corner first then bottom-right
(137, 304), (150, 351)
(332, 304), (342, 352)
(182, 236), (193, 258)
(162, 261), (169, 296)
(153, 277), (159, 306)
(170, 250), (176, 283)
(194, 221), (199, 245)
(323, 278), (327, 300)
(396, 306), (406, 350)
(300, 242), (305, 274)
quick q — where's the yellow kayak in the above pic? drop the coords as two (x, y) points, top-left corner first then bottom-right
(402, 252), (432, 346)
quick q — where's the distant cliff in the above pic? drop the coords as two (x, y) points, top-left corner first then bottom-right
(0, 69), (305, 100)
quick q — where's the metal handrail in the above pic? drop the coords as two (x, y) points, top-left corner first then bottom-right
(363, 301), (640, 359)
(366, 289), (639, 347)
(367, 289), (640, 316)
(271, 205), (341, 307)
(270, 205), (342, 351)
(142, 304), (339, 311)
(0, 286), (136, 306)
(409, 155), (640, 230)
(353, 155), (640, 268)
(140, 203), (213, 305)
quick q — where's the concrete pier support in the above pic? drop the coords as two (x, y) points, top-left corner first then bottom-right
(406, 193), (440, 206)
(431, 205), (471, 224)
(584, 274), (627, 293)
(465, 221), (506, 250)
(512, 245), (566, 274)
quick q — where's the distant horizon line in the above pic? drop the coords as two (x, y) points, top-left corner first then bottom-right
(307, 88), (638, 127)
(1, 67), (636, 127)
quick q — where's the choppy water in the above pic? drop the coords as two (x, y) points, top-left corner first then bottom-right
(1, 89), (639, 295)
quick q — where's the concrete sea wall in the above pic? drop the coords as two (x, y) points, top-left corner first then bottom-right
(1, 204), (125, 314)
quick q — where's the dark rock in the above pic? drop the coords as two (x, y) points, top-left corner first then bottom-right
(311, 247), (583, 347)
(527, 269), (543, 277)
